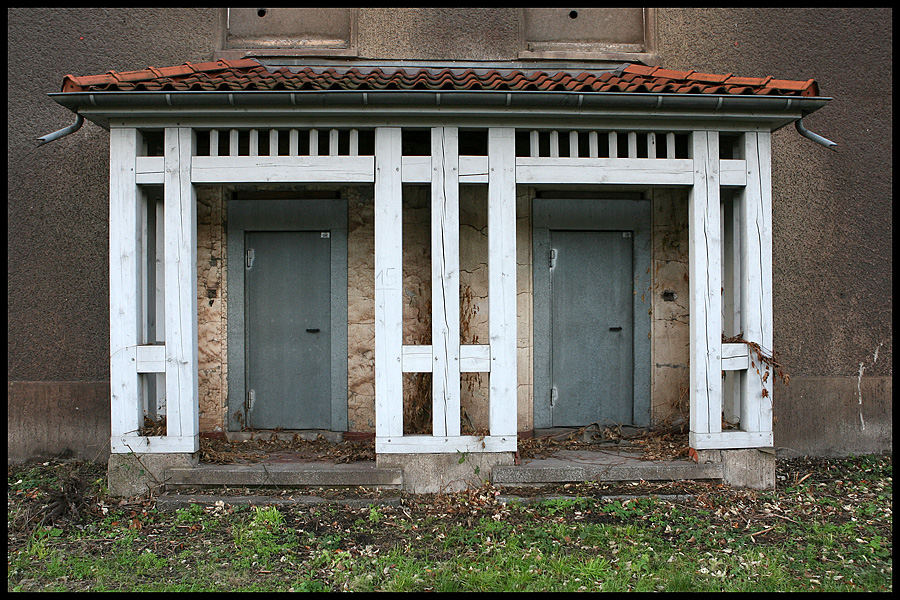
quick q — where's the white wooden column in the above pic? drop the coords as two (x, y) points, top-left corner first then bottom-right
(374, 127), (404, 439)
(109, 127), (142, 449)
(688, 130), (723, 447)
(739, 131), (774, 444)
(488, 127), (517, 437)
(431, 127), (461, 437)
(162, 127), (199, 453)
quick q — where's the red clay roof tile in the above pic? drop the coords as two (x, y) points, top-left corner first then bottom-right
(58, 59), (821, 97)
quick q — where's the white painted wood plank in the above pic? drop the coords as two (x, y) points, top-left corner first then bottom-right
(191, 156), (375, 183)
(376, 434), (517, 454)
(569, 131), (578, 158)
(163, 127), (199, 451)
(460, 344), (491, 373)
(549, 130), (559, 157)
(229, 129), (239, 157)
(723, 194), (743, 422)
(488, 127), (518, 437)
(431, 126), (461, 438)
(459, 156), (489, 183)
(515, 158), (694, 185)
(401, 345), (433, 372)
(403, 344), (491, 373)
(109, 127), (143, 445)
(688, 130), (723, 436)
(740, 131), (774, 436)
(720, 160), (748, 186)
(666, 132), (676, 159)
(136, 344), (166, 373)
(289, 129), (299, 156)
(647, 132), (657, 159)
(135, 156), (165, 184)
(309, 129), (318, 156)
(249, 129), (258, 156)
(111, 435), (199, 454)
(529, 130), (539, 157)
(209, 129), (219, 157)
(329, 129), (339, 156)
(349, 129), (359, 156)
(374, 127), (404, 438)
(401, 155), (488, 183)
(269, 129), (279, 156)
(690, 430), (773, 450)
(608, 131), (618, 158)
(721, 343), (750, 371)
(588, 131), (599, 158)
(627, 131), (637, 158)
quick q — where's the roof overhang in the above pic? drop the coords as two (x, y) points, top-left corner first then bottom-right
(50, 89), (830, 131)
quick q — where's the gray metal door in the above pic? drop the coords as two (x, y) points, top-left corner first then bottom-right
(245, 231), (331, 429)
(550, 230), (634, 426)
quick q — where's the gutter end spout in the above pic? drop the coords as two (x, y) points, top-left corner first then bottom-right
(795, 117), (837, 151)
(37, 114), (85, 146)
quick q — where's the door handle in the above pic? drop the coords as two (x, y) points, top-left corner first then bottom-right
(609, 326), (622, 331)
(306, 328), (320, 333)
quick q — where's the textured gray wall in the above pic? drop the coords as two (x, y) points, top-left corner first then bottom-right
(653, 8), (892, 454)
(7, 8), (891, 460)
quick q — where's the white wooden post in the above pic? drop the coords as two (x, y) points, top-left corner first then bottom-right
(431, 127), (461, 437)
(162, 127), (199, 452)
(688, 130), (723, 445)
(740, 131), (774, 441)
(109, 127), (142, 448)
(722, 191), (743, 424)
(374, 127), (404, 439)
(488, 127), (517, 437)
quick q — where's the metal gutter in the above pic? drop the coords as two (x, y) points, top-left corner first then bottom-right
(50, 89), (831, 113)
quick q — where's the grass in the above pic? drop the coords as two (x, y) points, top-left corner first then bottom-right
(7, 454), (892, 592)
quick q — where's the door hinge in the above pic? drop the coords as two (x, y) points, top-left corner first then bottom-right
(549, 248), (558, 270)
(246, 248), (255, 270)
(245, 388), (256, 414)
(550, 386), (558, 407)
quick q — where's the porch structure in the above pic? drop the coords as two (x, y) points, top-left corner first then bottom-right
(49, 60), (830, 491)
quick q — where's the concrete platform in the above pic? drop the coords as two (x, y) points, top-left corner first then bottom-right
(492, 449), (723, 486)
(156, 447), (726, 495)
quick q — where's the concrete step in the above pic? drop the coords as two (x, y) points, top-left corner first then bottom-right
(165, 462), (402, 489)
(492, 452), (723, 486)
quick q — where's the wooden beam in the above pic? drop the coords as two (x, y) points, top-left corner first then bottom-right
(740, 131), (774, 436)
(374, 127), (404, 438)
(191, 156), (375, 183)
(688, 130), (723, 439)
(689, 430), (773, 450)
(402, 344), (491, 373)
(488, 127), (518, 438)
(162, 127), (199, 453)
(431, 126), (461, 438)
(109, 127), (143, 446)
(516, 157), (695, 185)
(376, 434), (517, 454)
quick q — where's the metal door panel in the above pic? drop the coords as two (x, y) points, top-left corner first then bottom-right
(550, 230), (633, 426)
(245, 231), (331, 429)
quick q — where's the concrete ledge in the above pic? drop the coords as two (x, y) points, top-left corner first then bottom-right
(108, 452), (198, 497)
(694, 448), (775, 490)
(377, 452), (515, 493)
(493, 459), (722, 485)
(156, 493), (404, 512)
(165, 462), (402, 488)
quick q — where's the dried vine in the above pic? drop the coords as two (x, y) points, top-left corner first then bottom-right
(723, 333), (790, 399)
